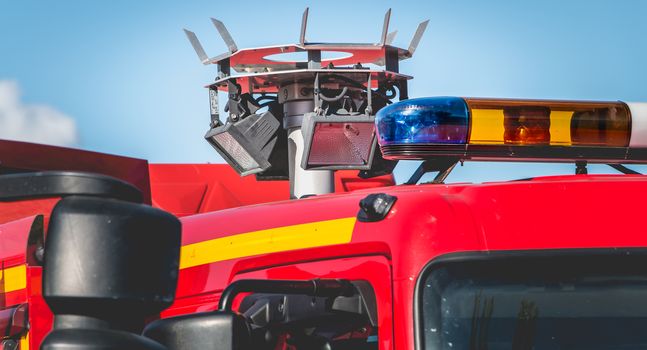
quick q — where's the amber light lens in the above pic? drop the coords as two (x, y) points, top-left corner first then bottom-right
(571, 106), (630, 146)
(503, 107), (551, 145)
(466, 99), (631, 147)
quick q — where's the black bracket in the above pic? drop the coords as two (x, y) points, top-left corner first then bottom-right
(217, 58), (230, 79)
(224, 80), (259, 122)
(608, 164), (642, 175)
(307, 50), (321, 69)
(218, 279), (356, 312)
(357, 193), (397, 222)
(405, 158), (459, 185)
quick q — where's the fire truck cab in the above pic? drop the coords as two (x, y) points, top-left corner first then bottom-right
(169, 171), (647, 350)
(3, 8), (647, 350)
(3, 95), (647, 350)
(156, 96), (647, 350)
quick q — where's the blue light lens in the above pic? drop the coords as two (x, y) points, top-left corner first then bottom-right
(375, 97), (469, 145)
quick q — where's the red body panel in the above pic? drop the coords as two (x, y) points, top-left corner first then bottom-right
(0, 215), (51, 349)
(148, 164), (289, 216)
(0, 216), (36, 268)
(4, 139), (647, 349)
(232, 256), (394, 349)
(167, 174), (647, 349)
(148, 163), (394, 216)
(0, 140), (152, 204)
(0, 140), (396, 349)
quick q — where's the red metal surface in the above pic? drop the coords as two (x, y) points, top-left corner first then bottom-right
(5, 170), (647, 349)
(0, 216), (36, 268)
(0, 140), (396, 348)
(0, 199), (56, 227)
(8, 139), (647, 349)
(148, 164), (289, 216)
(210, 69), (410, 94)
(0, 139), (394, 216)
(148, 164), (394, 216)
(26, 267), (51, 350)
(0, 303), (28, 338)
(207, 43), (409, 74)
(0, 140), (152, 204)
(0, 215), (52, 349)
(231, 256), (394, 349)
(166, 174), (647, 349)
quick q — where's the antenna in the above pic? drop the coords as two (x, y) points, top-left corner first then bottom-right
(408, 20), (430, 56)
(183, 29), (210, 64)
(379, 9), (392, 45)
(210, 18), (238, 53)
(386, 30), (398, 45)
(300, 7), (309, 46)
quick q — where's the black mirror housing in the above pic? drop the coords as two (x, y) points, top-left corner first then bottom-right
(143, 311), (252, 350)
(43, 196), (181, 327)
(41, 187), (181, 349)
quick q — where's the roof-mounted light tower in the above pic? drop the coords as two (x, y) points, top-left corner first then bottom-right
(185, 8), (429, 198)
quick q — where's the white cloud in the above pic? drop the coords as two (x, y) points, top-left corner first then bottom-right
(0, 80), (78, 146)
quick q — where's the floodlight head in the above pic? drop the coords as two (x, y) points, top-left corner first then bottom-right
(301, 113), (378, 170)
(205, 111), (282, 176)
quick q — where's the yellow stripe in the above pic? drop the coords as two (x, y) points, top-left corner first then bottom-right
(549, 110), (573, 145)
(469, 109), (505, 144)
(2, 265), (26, 293)
(180, 217), (356, 270)
(20, 331), (29, 350)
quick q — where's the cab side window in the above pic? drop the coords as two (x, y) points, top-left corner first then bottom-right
(237, 280), (378, 350)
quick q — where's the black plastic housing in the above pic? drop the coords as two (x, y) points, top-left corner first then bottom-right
(41, 329), (167, 350)
(143, 311), (252, 350)
(41, 194), (181, 350)
(204, 111), (282, 177)
(0, 171), (142, 203)
(43, 196), (181, 327)
(0, 170), (177, 349)
(357, 193), (397, 222)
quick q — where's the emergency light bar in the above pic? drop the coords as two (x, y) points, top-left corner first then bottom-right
(376, 97), (647, 163)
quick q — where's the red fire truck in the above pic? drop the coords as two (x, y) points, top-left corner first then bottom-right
(2, 8), (647, 350)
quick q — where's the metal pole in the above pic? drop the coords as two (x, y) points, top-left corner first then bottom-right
(283, 99), (334, 198)
(287, 128), (334, 198)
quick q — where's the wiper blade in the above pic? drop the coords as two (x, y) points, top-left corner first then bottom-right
(469, 291), (495, 350)
(512, 300), (539, 350)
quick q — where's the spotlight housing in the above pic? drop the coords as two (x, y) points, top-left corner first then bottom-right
(205, 111), (281, 176)
(300, 113), (378, 170)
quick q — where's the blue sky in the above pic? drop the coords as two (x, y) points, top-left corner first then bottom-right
(1, 0), (647, 183)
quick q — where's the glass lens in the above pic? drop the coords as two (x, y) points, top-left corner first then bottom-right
(211, 131), (260, 171)
(376, 97), (469, 145)
(421, 253), (647, 350)
(467, 99), (630, 146)
(308, 122), (375, 166)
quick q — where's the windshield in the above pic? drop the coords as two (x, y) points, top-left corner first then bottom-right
(419, 252), (647, 350)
